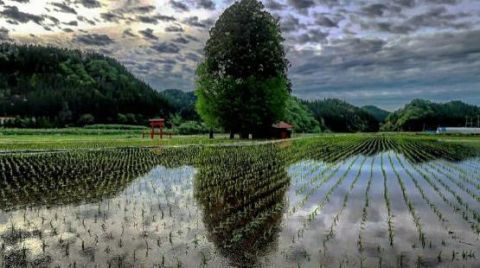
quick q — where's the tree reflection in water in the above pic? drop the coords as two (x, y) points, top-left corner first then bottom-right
(194, 144), (290, 267)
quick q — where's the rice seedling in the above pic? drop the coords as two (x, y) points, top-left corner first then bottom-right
(381, 156), (395, 246)
(0, 135), (479, 267)
(388, 154), (426, 248)
(357, 157), (375, 253)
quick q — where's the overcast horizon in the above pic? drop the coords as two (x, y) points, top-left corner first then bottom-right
(1, 0), (479, 111)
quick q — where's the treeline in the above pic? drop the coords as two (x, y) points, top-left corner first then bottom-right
(159, 93), (382, 133)
(381, 99), (480, 131)
(302, 99), (380, 132)
(0, 43), (173, 128)
(302, 98), (480, 132)
(1, 44), (479, 133)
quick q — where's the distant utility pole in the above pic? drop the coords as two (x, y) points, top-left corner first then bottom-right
(465, 116), (474, 128)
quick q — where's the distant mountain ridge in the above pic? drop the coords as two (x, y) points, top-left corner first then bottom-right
(381, 99), (480, 131)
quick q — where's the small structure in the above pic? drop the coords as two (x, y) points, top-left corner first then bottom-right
(436, 127), (480, 135)
(272, 121), (293, 139)
(0, 116), (15, 125)
(149, 118), (165, 139)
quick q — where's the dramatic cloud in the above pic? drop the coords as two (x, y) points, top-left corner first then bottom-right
(136, 15), (159, 24)
(151, 42), (180, 54)
(51, 2), (77, 14)
(288, 0), (315, 10)
(170, 0), (189, 12)
(290, 29), (480, 109)
(361, 4), (400, 18)
(183, 16), (214, 28)
(297, 29), (328, 43)
(123, 28), (136, 38)
(197, 0), (215, 10)
(280, 15), (303, 32)
(165, 25), (184, 32)
(315, 14), (338, 27)
(76, 0), (101, 9)
(139, 28), (158, 40)
(74, 34), (114, 46)
(265, 0), (286, 11)
(0, 6), (43, 24)
(1, 0), (479, 108)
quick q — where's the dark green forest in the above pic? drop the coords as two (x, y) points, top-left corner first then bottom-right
(161, 89), (197, 121)
(361, 105), (390, 122)
(381, 99), (480, 131)
(303, 99), (380, 132)
(0, 43), (173, 127)
(1, 43), (479, 133)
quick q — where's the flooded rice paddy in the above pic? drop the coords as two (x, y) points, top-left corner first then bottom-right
(0, 136), (479, 267)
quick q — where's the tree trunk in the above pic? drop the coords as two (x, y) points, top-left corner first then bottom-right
(240, 131), (249, 139)
(209, 128), (214, 139)
(229, 131), (234, 139)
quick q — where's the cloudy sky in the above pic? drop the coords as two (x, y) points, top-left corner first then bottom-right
(1, 0), (479, 110)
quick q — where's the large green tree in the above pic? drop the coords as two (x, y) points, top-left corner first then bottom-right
(195, 0), (290, 139)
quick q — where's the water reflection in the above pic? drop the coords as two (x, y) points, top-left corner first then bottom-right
(0, 138), (476, 212)
(0, 137), (479, 267)
(0, 164), (200, 267)
(0, 149), (163, 211)
(194, 145), (290, 267)
(290, 136), (479, 164)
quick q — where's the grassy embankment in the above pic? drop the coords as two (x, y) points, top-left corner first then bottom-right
(1, 126), (479, 151)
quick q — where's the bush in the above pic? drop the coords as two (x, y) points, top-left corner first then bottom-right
(176, 121), (209, 135)
(117, 113), (128, 124)
(78, 114), (95, 126)
(125, 113), (137, 124)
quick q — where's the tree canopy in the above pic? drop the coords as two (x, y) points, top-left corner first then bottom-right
(195, 0), (290, 138)
(283, 96), (324, 133)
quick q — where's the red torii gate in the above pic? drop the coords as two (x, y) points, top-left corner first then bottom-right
(149, 118), (164, 139)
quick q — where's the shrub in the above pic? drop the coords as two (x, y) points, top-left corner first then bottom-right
(78, 114), (95, 126)
(176, 121), (209, 135)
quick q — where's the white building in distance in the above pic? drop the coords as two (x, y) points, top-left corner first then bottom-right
(436, 127), (480, 134)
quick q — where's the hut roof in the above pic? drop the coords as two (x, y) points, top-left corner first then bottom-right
(272, 121), (293, 129)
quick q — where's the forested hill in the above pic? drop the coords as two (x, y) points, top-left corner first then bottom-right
(160, 89), (197, 121)
(0, 43), (172, 127)
(361, 105), (390, 122)
(303, 98), (380, 132)
(381, 99), (480, 131)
